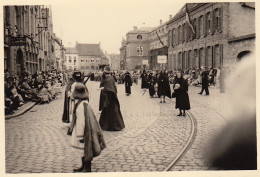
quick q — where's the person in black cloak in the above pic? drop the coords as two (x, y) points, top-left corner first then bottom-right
(198, 66), (210, 95)
(99, 66), (125, 131)
(70, 83), (106, 172)
(140, 70), (147, 89)
(124, 71), (132, 95)
(147, 72), (155, 98)
(173, 72), (190, 116)
(62, 74), (74, 123)
(157, 70), (171, 103)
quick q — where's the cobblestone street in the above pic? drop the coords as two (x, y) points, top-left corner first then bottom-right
(5, 81), (233, 173)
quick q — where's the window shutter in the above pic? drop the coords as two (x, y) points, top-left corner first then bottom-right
(196, 18), (200, 39)
(203, 15), (207, 37)
(219, 7), (223, 32)
(210, 11), (215, 34)
(168, 30), (171, 48)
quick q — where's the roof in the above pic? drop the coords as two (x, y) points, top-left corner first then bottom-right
(167, 3), (205, 25)
(127, 27), (155, 34)
(77, 43), (101, 56)
(65, 47), (78, 54)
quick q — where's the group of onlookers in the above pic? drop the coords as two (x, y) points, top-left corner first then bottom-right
(4, 69), (68, 115)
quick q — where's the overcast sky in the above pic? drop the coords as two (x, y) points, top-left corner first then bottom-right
(51, 0), (185, 54)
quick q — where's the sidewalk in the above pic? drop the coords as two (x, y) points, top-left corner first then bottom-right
(5, 102), (37, 120)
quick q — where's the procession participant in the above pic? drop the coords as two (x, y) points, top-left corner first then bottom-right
(198, 66), (210, 95)
(124, 71), (132, 96)
(147, 72), (155, 98)
(70, 83), (106, 172)
(140, 69), (148, 89)
(99, 66), (125, 131)
(173, 72), (190, 116)
(62, 74), (74, 123)
(157, 70), (171, 103)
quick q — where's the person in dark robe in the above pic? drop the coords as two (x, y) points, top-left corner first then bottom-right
(124, 71), (132, 95)
(198, 66), (210, 95)
(62, 76), (74, 123)
(173, 72), (191, 116)
(70, 83), (106, 172)
(140, 70), (147, 89)
(157, 70), (171, 103)
(147, 72), (155, 98)
(99, 66), (125, 131)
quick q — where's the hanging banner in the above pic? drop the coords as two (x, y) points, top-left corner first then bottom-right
(11, 36), (26, 46)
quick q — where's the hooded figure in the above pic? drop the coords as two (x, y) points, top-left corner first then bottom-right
(124, 71), (132, 95)
(70, 83), (106, 172)
(99, 66), (125, 131)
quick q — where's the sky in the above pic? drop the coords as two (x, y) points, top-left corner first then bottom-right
(51, 0), (185, 54)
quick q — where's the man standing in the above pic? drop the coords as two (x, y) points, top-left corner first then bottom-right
(198, 66), (209, 95)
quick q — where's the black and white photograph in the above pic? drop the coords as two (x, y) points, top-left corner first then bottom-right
(1, 0), (258, 176)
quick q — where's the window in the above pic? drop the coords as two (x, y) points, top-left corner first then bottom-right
(178, 26), (182, 43)
(74, 56), (76, 59)
(214, 8), (222, 32)
(206, 12), (211, 35)
(137, 46), (143, 56)
(182, 23), (185, 43)
(81, 66), (84, 69)
(168, 30), (172, 47)
(69, 59), (71, 63)
(172, 28), (175, 46)
(200, 15), (204, 37)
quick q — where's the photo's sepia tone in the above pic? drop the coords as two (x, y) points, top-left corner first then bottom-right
(3, 2), (256, 174)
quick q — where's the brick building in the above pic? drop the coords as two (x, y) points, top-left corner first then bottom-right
(125, 26), (154, 70)
(149, 19), (170, 70)
(166, 2), (255, 70)
(4, 6), (58, 77)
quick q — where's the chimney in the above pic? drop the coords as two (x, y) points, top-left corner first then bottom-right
(160, 20), (162, 25)
(169, 15), (172, 20)
(133, 26), (138, 30)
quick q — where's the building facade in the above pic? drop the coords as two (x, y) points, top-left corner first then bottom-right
(53, 33), (66, 71)
(125, 26), (154, 70)
(4, 5), (58, 77)
(110, 54), (121, 71)
(149, 19), (170, 70)
(166, 2), (255, 70)
(119, 39), (127, 70)
(64, 47), (78, 71)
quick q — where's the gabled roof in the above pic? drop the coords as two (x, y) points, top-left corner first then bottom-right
(77, 43), (101, 56)
(65, 47), (78, 54)
(127, 27), (155, 34)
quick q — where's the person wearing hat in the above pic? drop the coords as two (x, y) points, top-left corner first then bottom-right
(63, 71), (84, 124)
(69, 83), (106, 172)
(99, 66), (125, 131)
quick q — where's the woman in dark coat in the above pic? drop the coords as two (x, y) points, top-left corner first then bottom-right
(124, 71), (132, 95)
(157, 70), (171, 103)
(141, 70), (147, 89)
(147, 72), (155, 98)
(174, 72), (190, 116)
(99, 66), (125, 131)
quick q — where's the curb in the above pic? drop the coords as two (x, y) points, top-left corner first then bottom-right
(5, 102), (37, 120)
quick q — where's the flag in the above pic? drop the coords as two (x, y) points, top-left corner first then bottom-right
(185, 4), (195, 34)
(156, 31), (164, 46)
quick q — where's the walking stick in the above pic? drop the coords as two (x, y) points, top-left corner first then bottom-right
(142, 89), (147, 96)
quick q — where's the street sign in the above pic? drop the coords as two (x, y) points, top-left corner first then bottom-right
(11, 36), (26, 46)
(157, 55), (167, 64)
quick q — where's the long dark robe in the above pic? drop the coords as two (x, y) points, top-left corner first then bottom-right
(147, 74), (155, 96)
(157, 73), (171, 99)
(174, 77), (190, 110)
(99, 76), (125, 131)
(62, 78), (74, 123)
(124, 73), (132, 94)
(141, 73), (147, 89)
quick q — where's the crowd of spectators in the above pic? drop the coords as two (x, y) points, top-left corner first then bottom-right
(4, 69), (68, 115)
